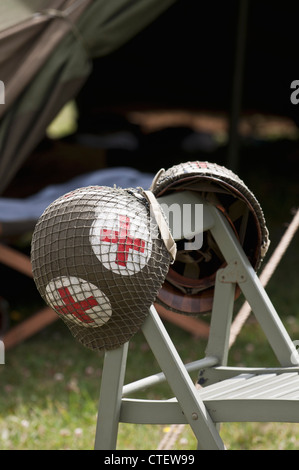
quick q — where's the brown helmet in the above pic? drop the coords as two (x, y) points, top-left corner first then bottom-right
(31, 186), (172, 351)
(151, 161), (270, 316)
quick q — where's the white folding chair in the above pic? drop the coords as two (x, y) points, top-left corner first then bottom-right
(94, 192), (299, 450)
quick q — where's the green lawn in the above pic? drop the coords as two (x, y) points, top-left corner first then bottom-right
(1, 255), (299, 451)
(0, 112), (298, 449)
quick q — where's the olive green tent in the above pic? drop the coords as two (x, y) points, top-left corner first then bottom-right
(0, 0), (176, 195)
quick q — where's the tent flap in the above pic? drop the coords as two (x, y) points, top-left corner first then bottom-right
(0, 0), (176, 194)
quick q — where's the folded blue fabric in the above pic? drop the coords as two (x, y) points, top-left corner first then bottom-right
(0, 167), (154, 222)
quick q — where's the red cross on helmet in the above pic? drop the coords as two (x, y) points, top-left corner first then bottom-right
(151, 161), (270, 316)
(31, 186), (172, 351)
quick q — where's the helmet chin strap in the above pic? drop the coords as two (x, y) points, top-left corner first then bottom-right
(142, 189), (177, 263)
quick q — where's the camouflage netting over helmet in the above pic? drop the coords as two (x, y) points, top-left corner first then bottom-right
(151, 161), (270, 315)
(31, 186), (172, 351)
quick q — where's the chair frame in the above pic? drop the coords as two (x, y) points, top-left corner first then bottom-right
(94, 194), (299, 450)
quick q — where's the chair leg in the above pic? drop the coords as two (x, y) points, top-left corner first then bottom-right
(94, 342), (129, 450)
(210, 205), (299, 367)
(142, 306), (225, 450)
(205, 269), (236, 366)
(95, 306), (225, 450)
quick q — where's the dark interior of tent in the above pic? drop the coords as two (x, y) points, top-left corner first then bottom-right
(2, 0), (299, 198)
(0, 0), (298, 339)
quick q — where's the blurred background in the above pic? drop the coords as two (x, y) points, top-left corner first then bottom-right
(0, 0), (298, 449)
(2, 0), (299, 193)
(1, 0), (298, 327)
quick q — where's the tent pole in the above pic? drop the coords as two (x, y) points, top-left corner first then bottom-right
(227, 0), (249, 171)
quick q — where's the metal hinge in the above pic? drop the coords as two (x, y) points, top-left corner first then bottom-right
(218, 259), (247, 283)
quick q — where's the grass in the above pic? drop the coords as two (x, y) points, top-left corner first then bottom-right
(0, 323), (101, 450)
(1, 200), (298, 450)
(1, 107), (299, 449)
(1, 254), (299, 451)
(0, 319), (206, 450)
(1, 190), (298, 450)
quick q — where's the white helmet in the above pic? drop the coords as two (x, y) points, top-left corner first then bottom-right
(151, 160), (270, 315)
(31, 185), (172, 351)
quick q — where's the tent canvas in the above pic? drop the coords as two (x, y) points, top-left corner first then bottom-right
(0, 0), (176, 195)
